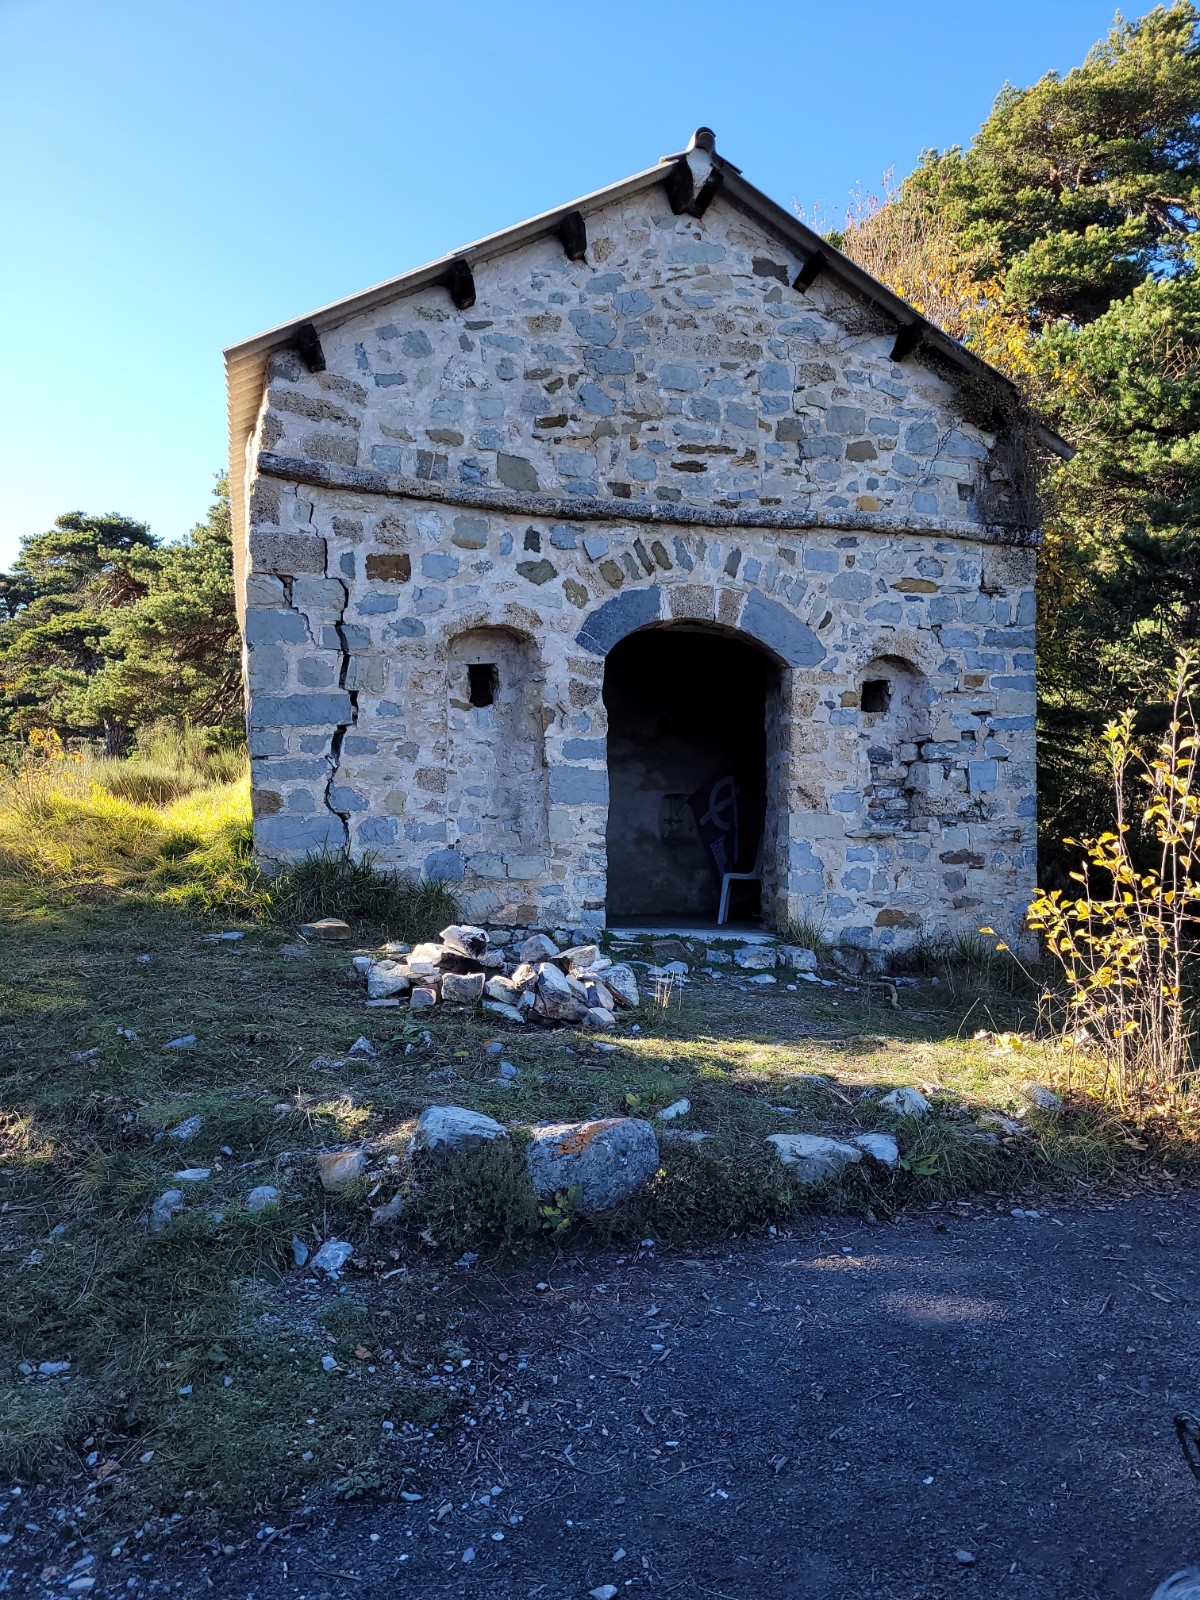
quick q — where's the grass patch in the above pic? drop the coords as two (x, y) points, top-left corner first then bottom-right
(270, 849), (461, 943)
(782, 915), (833, 959)
(1, 1203), (448, 1518)
(404, 1140), (544, 1247)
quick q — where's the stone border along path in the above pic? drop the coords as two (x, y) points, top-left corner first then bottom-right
(142, 922), (1061, 1240)
(16, 1193), (1200, 1599)
(307, 923), (925, 1243)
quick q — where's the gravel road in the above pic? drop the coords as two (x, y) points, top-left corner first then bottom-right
(13, 1192), (1200, 1599)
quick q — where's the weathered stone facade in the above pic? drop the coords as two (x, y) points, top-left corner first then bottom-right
(227, 133), (1051, 953)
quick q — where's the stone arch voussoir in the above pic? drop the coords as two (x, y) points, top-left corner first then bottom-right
(576, 583), (827, 669)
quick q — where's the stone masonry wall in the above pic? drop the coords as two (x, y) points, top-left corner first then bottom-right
(253, 190), (1018, 528)
(239, 184), (1038, 954)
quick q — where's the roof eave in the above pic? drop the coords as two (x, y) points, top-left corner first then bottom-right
(225, 143), (1071, 571)
(223, 158), (677, 361)
(715, 168), (1073, 461)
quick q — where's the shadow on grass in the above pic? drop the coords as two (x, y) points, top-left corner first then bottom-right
(2, 897), (1196, 1526)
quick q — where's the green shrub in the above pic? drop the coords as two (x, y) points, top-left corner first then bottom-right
(269, 849), (460, 941)
(403, 1141), (541, 1248)
(651, 1136), (797, 1235)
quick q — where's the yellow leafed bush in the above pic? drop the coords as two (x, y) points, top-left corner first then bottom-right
(1017, 655), (1199, 1104)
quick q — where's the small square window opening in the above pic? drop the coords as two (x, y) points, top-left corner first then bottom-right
(468, 662), (498, 707)
(861, 678), (891, 714)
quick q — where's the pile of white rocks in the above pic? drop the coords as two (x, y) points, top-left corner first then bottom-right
(357, 925), (639, 1029)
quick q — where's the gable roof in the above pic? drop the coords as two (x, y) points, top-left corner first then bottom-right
(225, 130), (1069, 553)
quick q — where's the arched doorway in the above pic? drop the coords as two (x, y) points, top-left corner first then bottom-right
(602, 624), (782, 926)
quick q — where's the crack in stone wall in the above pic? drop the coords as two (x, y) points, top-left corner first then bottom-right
(323, 588), (357, 845)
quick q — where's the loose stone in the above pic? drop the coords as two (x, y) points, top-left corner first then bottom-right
(484, 975), (521, 1005)
(299, 918), (352, 941)
(483, 1000), (525, 1023)
(734, 946), (777, 970)
(317, 1146), (368, 1191)
(778, 945), (819, 971)
(525, 1118), (659, 1216)
(558, 944), (599, 972)
(535, 962), (587, 1022)
(438, 923), (490, 958)
(766, 1133), (862, 1184)
(441, 971), (485, 1005)
(852, 1131), (900, 1168)
(602, 964), (640, 1007)
(879, 1087), (931, 1117)
(371, 1192), (406, 1225)
(311, 1238), (354, 1277)
(413, 1105), (509, 1154)
(149, 1189), (185, 1229)
(367, 963), (411, 999)
(168, 1114), (204, 1142)
(1024, 1083), (1062, 1111)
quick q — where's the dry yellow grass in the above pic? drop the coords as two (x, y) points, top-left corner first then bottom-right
(0, 759), (255, 906)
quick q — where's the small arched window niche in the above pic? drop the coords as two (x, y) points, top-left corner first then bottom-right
(447, 626), (548, 851)
(858, 655), (930, 832)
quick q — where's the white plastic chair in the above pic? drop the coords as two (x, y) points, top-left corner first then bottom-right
(717, 838), (764, 925)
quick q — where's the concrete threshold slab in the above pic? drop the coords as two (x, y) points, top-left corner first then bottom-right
(607, 925), (777, 944)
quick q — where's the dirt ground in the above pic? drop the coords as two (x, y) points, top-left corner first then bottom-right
(10, 1191), (1200, 1600)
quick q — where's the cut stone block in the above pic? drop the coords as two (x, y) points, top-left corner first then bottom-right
(441, 971), (485, 1005)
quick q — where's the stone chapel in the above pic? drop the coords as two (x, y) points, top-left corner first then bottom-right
(225, 130), (1064, 953)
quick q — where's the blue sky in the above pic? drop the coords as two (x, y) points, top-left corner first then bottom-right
(0, 0), (1124, 565)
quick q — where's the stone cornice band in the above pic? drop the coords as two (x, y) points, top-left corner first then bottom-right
(255, 453), (1041, 549)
